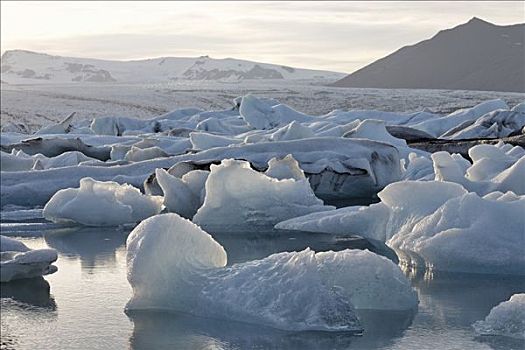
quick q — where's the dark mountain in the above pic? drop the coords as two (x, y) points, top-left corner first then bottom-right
(332, 18), (525, 92)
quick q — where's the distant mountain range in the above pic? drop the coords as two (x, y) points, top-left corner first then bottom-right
(332, 17), (525, 93)
(0, 50), (345, 84)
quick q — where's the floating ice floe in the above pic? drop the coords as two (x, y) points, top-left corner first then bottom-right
(1, 235), (58, 282)
(189, 132), (243, 151)
(1, 149), (99, 172)
(264, 154), (305, 180)
(1, 137), (401, 207)
(126, 213), (417, 332)
(343, 119), (407, 148)
(401, 141), (525, 190)
(34, 112), (75, 135)
(239, 94), (314, 129)
(1, 136), (111, 160)
(124, 146), (169, 162)
(433, 143), (525, 195)
(155, 168), (208, 219)
(43, 177), (163, 226)
(442, 102), (525, 140)
(411, 99), (509, 138)
(193, 159), (335, 228)
(473, 294), (525, 339)
(277, 180), (525, 275)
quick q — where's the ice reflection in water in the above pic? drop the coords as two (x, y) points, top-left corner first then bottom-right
(128, 308), (416, 350)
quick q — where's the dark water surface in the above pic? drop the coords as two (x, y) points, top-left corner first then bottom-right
(1, 216), (524, 350)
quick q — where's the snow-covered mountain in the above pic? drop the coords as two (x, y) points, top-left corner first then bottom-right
(1, 50), (345, 84)
(332, 17), (525, 92)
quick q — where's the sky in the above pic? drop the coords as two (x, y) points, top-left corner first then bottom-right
(1, 1), (524, 73)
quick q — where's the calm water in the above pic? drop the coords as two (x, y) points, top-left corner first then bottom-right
(1, 213), (524, 350)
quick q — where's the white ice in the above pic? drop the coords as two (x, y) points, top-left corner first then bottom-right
(43, 177), (163, 226)
(473, 294), (525, 339)
(126, 213), (417, 332)
(1, 137), (401, 207)
(411, 99), (509, 137)
(433, 143), (525, 195)
(277, 180), (525, 275)
(1, 235), (58, 282)
(193, 159), (335, 228)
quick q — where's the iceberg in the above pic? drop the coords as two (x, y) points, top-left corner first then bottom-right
(1, 236), (58, 282)
(189, 132), (242, 151)
(1, 149), (99, 171)
(126, 213), (416, 331)
(1, 136), (111, 161)
(433, 143), (525, 195)
(264, 154), (306, 180)
(442, 108), (525, 140)
(239, 94), (314, 129)
(124, 146), (169, 162)
(411, 99), (509, 137)
(1, 150), (36, 171)
(43, 177), (163, 226)
(193, 159), (335, 228)
(1, 137), (401, 207)
(34, 112), (75, 135)
(277, 181), (525, 275)
(473, 294), (525, 339)
(155, 168), (207, 219)
(344, 119), (407, 148)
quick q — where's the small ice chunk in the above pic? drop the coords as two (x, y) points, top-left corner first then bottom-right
(473, 294), (525, 339)
(343, 119), (407, 148)
(125, 146), (169, 162)
(1, 235), (58, 282)
(43, 177), (163, 226)
(155, 168), (200, 219)
(264, 154), (306, 180)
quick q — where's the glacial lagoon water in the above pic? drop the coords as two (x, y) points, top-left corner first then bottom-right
(1, 212), (524, 350)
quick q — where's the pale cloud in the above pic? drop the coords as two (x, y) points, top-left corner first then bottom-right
(1, 1), (523, 73)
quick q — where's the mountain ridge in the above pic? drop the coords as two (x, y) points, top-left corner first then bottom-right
(1, 50), (345, 84)
(332, 17), (525, 92)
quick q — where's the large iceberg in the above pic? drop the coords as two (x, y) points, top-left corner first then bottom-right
(193, 159), (335, 228)
(126, 213), (416, 331)
(1, 236), (58, 282)
(473, 294), (525, 339)
(43, 177), (163, 226)
(277, 181), (525, 275)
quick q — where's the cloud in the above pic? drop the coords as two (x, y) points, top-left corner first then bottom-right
(2, 1), (523, 72)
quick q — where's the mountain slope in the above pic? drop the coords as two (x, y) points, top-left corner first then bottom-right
(332, 18), (525, 92)
(1, 50), (345, 84)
